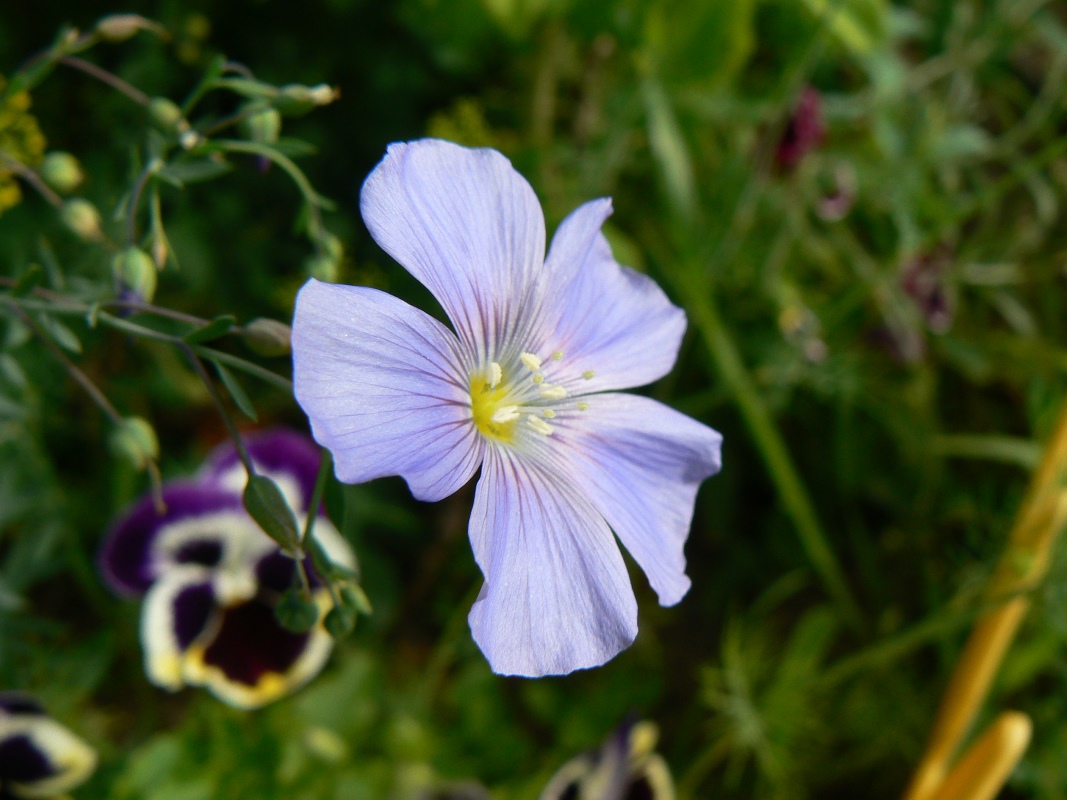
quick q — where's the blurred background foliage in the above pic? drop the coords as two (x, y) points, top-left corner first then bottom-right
(2, 0), (1067, 797)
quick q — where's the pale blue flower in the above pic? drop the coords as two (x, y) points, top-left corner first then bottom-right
(293, 139), (722, 677)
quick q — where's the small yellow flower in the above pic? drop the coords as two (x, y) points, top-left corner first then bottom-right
(0, 75), (47, 215)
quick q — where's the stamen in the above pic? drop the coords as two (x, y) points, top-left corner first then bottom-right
(543, 409), (556, 419)
(527, 415), (554, 436)
(582, 370), (595, 380)
(532, 373), (545, 385)
(540, 385), (568, 400)
(577, 401), (589, 411)
(491, 405), (520, 424)
(487, 362), (502, 388)
(520, 352), (542, 372)
(551, 350), (564, 361)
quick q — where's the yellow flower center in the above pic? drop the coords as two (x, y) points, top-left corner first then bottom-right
(470, 372), (518, 444)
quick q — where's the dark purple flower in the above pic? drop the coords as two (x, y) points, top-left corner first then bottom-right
(0, 694), (96, 799)
(901, 246), (955, 334)
(100, 429), (355, 708)
(776, 87), (825, 170)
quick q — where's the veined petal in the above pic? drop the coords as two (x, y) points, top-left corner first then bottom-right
(200, 429), (324, 514)
(293, 279), (482, 502)
(540, 199), (686, 392)
(360, 139), (546, 359)
(100, 483), (242, 596)
(467, 448), (637, 677)
(546, 393), (722, 606)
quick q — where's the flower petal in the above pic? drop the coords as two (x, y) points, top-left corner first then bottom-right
(0, 711), (96, 798)
(360, 139), (547, 358)
(547, 393), (722, 606)
(200, 428), (324, 513)
(183, 595), (334, 709)
(467, 448), (637, 677)
(539, 199), (686, 392)
(100, 483), (241, 596)
(293, 278), (482, 502)
(140, 567), (216, 690)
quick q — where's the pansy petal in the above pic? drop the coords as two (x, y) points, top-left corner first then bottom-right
(293, 279), (482, 502)
(467, 448), (637, 677)
(201, 428), (324, 513)
(360, 139), (546, 358)
(0, 714), (96, 798)
(183, 595), (334, 709)
(548, 393), (722, 606)
(100, 483), (241, 596)
(540, 199), (686, 393)
(0, 693), (45, 716)
(140, 567), (217, 690)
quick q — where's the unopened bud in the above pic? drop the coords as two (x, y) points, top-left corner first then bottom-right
(241, 106), (282, 144)
(242, 318), (292, 357)
(40, 152), (84, 194)
(304, 253), (340, 283)
(112, 247), (158, 303)
(275, 83), (339, 116)
(275, 591), (320, 632)
(95, 14), (165, 42)
(148, 97), (186, 132)
(110, 416), (159, 470)
(60, 198), (103, 241)
(324, 605), (356, 638)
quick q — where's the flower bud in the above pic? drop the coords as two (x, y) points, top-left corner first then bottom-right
(275, 590), (320, 632)
(324, 605), (356, 638)
(148, 97), (185, 131)
(112, 247), (158, 303)
(241, 106), (282, 145)
(304, 253), (340, 283)
(241, 318), (292, 357)
(274, 83), (339, 116)
(95, 14), (162, 42)
(60, 198), (102, 241)
(109, 416), (159, 470)
(40, 152), (84, 194)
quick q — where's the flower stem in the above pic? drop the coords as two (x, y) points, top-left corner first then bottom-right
(59, 55), (150, 106)
(682, 280), (864, 629)
(901, 396), (1067, 800)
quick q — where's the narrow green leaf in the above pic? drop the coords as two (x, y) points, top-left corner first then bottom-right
(0, 354), (27, 390)
(182, 314), (236, 344)
(37, 313), (82, 353)
(243, 474), (301, 551)
(10, 264), (42, 297)
(158, 157), (233, 186)
(213, 361), (257, 421)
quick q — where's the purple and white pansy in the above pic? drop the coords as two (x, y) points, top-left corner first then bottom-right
(100, 429), (355, 709)
(0, 693), (96, 799)
(292, 139), (722, 677)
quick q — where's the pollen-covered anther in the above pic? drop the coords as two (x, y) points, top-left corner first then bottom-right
(551, 350), (564, 361)
(543, 409), (556, 419)
(520, 352), (542, 371)
(526, 415), (554, 436)
(582, 370), (595, 380)
(491, 405), (520, 424)
(487, 362), (502, 388)
(577, 401), (589, 411)
(540, 385), (568, 400)
(532, 373), (545, 385)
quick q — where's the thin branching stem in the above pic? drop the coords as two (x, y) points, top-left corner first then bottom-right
(59, 55), (150, 106)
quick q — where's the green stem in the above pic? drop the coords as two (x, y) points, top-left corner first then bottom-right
(683, 280), (863, 629)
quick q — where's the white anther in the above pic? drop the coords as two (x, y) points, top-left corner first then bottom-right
(532, 373), (545, 385)
(540, 385), (568, 400)
(582, 370), (595, 380)
(520, 352), (542, 372)
(543, 409), (556, 419)
(487, 362), (502, 388)
(577, 401), (589, 412)
(491, 406), (520, 424)
(526, 415), (554, 436)
(551, 350), (564, 361)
